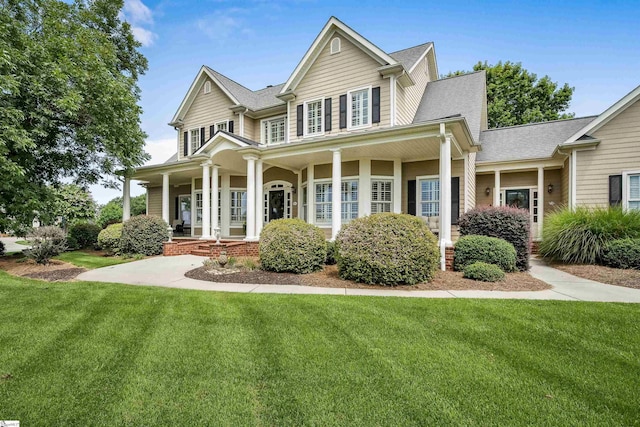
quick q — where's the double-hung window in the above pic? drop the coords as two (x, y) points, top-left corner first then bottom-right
(194, 191), (203, 226)
(627, 173), (640, 210)
(230, 190), (247, 225)
(418, 177), (440, 217)
(305, 99), (323, 136)
(348, 87), (371, 129)
(371, 180), (392, 213)
(302, 185), (308, 222)
(315, 182), (332, 224)
(189, 128), (200, 154)
(341, 180), (358, 222)
(262, 116), (286, 145)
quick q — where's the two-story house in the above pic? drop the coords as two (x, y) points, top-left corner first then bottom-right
(128, 16), (640, 269)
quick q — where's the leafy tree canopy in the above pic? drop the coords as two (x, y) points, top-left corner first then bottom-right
(0, 0), (149, 233)
(51, 184), (98, 226)
(446, 61), (575, 128)
(98, 195), (146, 228)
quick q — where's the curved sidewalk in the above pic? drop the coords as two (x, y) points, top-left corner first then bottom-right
(76, 255), (640, 303)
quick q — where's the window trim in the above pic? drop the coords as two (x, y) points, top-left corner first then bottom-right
(347, 86), (372, 130)
(260, 115), (287, 146)
(229, 187), (247, 227)
(313, 177), (359, 225)
(371, 177), (393, 214)
(203, 81), (211, 94)
(416, 174), (440, 218)
(330, 37), (341, 54)
(622, 170), (640, 211)
(303, 98), (324, 137)
(188, 127), (201, 155)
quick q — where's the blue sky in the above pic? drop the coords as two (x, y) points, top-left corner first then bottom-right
(92, 0), (640, 203)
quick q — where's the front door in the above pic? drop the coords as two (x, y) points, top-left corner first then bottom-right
(505, 189), (530, 210)
(269, 190), (285, 221)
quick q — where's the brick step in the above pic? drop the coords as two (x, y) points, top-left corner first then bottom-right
(190, 249), (211, 257)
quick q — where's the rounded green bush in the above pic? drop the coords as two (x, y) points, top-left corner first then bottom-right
(601, 238), (640, 270)
(459, 206), (530, 271)
(0, 241), (5, 256)
(454, 235), (517, 272)
(463, 262), (505, 282)
(336, 213), (439, 286)
(259, 218), (326, 274)
(68, 222), (101, 249)
(97, 223), (123, 255)
(120, 215), (169, 256)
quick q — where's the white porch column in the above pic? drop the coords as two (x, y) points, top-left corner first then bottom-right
(200, 161), (212, 239)
(537, 166), (545, 239)
(220, 173), (231, 237)
(211, 164), (220, 233)
(331, 149), (342, 240)
(122, 177), (131, 222)
(297, 170), (303, 219)
(255, 159), (264, 237)
(244, 155), (257, 240)
(393, 159), (402, 213)
(162, 172), (170, 225)
(359, 159), (371, 217)
(439, 131), (452, 271)
(494, 170), (501, 207)
(308, 164), (315, 224)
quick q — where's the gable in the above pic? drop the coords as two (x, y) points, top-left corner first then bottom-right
(182, 77), (236, 132)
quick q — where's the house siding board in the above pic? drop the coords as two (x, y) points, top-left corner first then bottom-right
(314, 161), (358, 179)
(576, 99), (640, 206)
(371, 160), (394, 176)
(395, 82), (410, 125)
(147, 187), (162, 217)
(475, 174), (494, 207)
(289, 35), (390, 141)
(179, 78), (236, 160)
(230, 175), (247, 188)
(398, 55), (430, 125)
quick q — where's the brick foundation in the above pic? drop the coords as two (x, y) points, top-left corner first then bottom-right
(445, 246), (454, 271)
(163, 239), (259, 257)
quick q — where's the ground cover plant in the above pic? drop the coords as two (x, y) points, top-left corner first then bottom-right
(0, 272), (638, 425)
(601, 238), (640, 270)
(540, 207), (640, 264)
(463, 261), (505, 282)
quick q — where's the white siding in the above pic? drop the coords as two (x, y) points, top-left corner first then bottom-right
(396, 54), (431, 125)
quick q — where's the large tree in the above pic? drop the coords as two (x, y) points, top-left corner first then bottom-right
(0, 0), (149, 233)
(50, 184), (98, 227)
(97, 195), (146, 228)
(447, 61), (574, 128)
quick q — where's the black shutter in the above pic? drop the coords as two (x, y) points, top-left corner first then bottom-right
(228, 120), (234, 134)
(609, 175), (622, 206)
(199, 127), (205, 150)
(339, 95), (347, 129)
(175, 197), (179, 220)
(209, 125), (215, 138)
(296, 104), (304, 136)
(408, 180), (416, 216)
(324, 98), (332, 132)
(372, 86), (381, 123)
(451, 177), (460, 225)
(183, 131), (188, 156)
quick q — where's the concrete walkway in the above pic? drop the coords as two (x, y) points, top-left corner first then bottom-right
(0, 237), (29, 254)
(75, 255), (640, 303)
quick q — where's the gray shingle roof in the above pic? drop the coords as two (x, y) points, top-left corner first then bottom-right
(477, 116), (597, 163)
(413, 71), (486, 142)
(205, 66), (285, 111)
(218, 130), (260, 147)
(389, 42), (432, 70)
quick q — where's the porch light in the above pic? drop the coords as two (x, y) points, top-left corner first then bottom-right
(547, 184), (554, 194)
(485, 187), (491, 196)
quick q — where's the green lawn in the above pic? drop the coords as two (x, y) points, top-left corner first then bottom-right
(1, 271), (639, 426)
(54, 251), (133, 269)
(14, 240), (30, 246)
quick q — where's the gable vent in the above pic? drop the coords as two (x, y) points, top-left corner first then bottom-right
(330, 37), (341, 54)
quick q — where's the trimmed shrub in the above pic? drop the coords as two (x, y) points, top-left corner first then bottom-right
(459, 206), (530, 271)
(120, 215), (169, 256)
(259, 218), (326, 274)
(463, 261), (505, 282)
(454, 235), (516, 272)
(325, 240), (337, 265)
(24, 226), (67, 264)
(97, 223), (124, 255)
(0, 241), (4, 256)
(540, 207), (640, 264)
(336, 213), (439, 286)
(602, 238), (640, 270)
(68, 222), (101, 249)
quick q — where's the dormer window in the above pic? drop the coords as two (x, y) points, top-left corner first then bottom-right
(204, 81), (211, 94)
(330, 37), (341, 54)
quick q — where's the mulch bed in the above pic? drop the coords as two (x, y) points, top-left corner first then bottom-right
(185, 264), (551, 291)
(0, 255), (87, 282)
(553, 264), (640, 290)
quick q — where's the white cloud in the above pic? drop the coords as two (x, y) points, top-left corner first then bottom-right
(197, 10), (250, 43)
(124, 0), (153, 24)
(131, 26), (157, 47)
